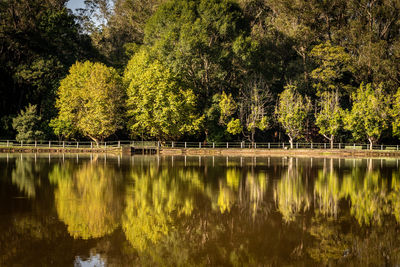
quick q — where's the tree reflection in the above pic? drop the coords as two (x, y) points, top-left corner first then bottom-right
(341, 167), (388, 226)
(122, 165), (203, 253)
(314, 159), (340, 218)
(274, 158), (311, 222)
(389, 170), (400, 223)
(11, 157), (42, 198)
(49, 162), (123, 239)
(307, 216), (352, 265)
(216, 168), (240, 213)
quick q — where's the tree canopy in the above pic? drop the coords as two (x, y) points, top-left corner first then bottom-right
(51, 61), (124, 144)
(2, 0), (400, 145)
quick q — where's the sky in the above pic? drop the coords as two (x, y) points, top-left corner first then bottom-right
(66, 0), (86, 12)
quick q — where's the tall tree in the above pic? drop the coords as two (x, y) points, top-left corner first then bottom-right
(12, 104), (44, 142)
(391, 87), (400, 140)
(51, 61), (125, 145)
(276, 85), (312, 148)
(124, 49), (203, 140)
(315, 91), (344, 148)
(143, 0), (250, 108)
(344, 83), (390, 149)
(238, 74), (271, 142)
(0, 0), (96, 138)
(310, 41), (354, 96)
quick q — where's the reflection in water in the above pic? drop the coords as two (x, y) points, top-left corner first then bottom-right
(2, 155), (400, 266)
(341, 168), (388, 226)
(11, 157), (41, 198)
(274, 158), (311, 222)
(122, 166), (203, 252)
(49, 161), (123, 239)
(314, 159), (340, 218)
(74, 254), (105, 267)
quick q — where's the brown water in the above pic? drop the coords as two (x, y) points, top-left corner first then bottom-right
(1, 154), (400, 266)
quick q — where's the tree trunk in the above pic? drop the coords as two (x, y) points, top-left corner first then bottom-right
(289, 136), (293, 149)
(330, 135), (334, 149)
(88, 135), (99, 147)
(368, 137), (373, 150)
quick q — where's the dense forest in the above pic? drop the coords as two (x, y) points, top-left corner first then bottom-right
(2, 0), (400, 146)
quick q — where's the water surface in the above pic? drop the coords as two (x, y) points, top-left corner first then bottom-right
(1, 154), (400, 266)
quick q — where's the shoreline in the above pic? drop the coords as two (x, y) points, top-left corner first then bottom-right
(1, 146), (400, 158)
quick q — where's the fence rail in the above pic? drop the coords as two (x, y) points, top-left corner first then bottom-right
(0, 140), (399, 151)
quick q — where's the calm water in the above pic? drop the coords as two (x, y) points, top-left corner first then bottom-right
(1, 154), (400, 266)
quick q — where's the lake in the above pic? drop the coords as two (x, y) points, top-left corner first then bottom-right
(1, 154), (400, 266)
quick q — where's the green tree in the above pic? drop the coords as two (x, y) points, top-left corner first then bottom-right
(0, 0), (97, 138)
(391, 87), (400, 139)
(143, 0), (252, 139)
(52, 61), (124, 145)
(344, 83), (390, 149)
(238, 74), (271, 142)
(219, 92), (237, 125)
(315, 91), (344, 148)
(276, 85), (312, 148)
(124, 49), (203, 140)
(310, 41), (354, 95)
(12, 104), (44, 142)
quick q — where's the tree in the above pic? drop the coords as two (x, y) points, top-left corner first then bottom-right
(315, 91), (344, 148)
(143, 0), (250, 123)
(310, 41), (354, 96)
(391, 87), (400, 139)
(275, 85), (312, 148)
(12, 104), (44, 142)
(77, 0), (165, 67)
(238, 74), (271, 142)
(124, 49), (203, 140)
(0, 0), (97, 139)
(344, 83), (390, 149)
(52, 61), (124, 145)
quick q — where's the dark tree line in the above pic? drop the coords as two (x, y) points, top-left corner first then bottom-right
(2, 0), (400, 145)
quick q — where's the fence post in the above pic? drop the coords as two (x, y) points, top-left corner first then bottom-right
(296, 143), (298, 149)
(90, 142), (92, 149)
(199, 142), (201, 148)
(282, 142), (284, 149)
(353, 143), (355, 149)
(35, 140), (37, 148)
(77, 142), (79, 148)
(397, 145), (399, 151)
(184, 142), (187, 148)
(21, 141), (23, 147)
(226, 142), (229, 148)
(132, 141), (135, 147)
(63, 141), (65, 148)
(324, 143), (326, 149)
(213, 142), (215, 148)
(172, 141), (174, 148)
(241, 142), (243, 149)
(6, 140), (9, 147)
(311, 143), (313, 149)
(381, 144), (383, 150)
(255, 142), (257, 149)
(268, 143), (270, 149)
(339, 143), (341, 149)
(105, 142), (107, 149)
(49, 141), (51, 148)
(118, 141), (121, 148)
